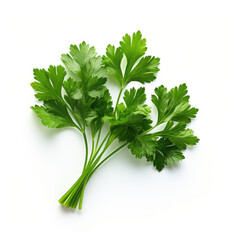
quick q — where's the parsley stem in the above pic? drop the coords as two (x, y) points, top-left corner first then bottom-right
(88, 127), (95, 166)
(58, 164), (91, 204)
(59, 165), (92, 207)
(59, 139), (127, 209)
(78, 142), (127, 209)
(74, 124), (83, 132)
(94, 128), (102, 153)
(65, 155), (102, 207)
(140, 122), (162, 136)
(59, 97), (84, 132)
(83, 132), (89, 170)
(88, 131), (111, 165)
(94, 142), (128, 171)
(114, 87), (124, 114)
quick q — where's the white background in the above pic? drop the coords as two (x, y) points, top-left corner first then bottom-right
(0, 0), (239, 239)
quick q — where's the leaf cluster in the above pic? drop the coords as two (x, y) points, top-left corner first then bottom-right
(31, 31), (199, 175)
(127, 84), (199, 171)
(31, 43), (113, 136)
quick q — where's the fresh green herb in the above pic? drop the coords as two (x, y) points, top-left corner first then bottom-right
(31, 31), (199, 210)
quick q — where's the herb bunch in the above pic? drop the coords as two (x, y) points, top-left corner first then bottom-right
(31, 31), (199, 210)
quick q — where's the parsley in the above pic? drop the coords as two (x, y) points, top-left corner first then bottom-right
(31, 31), (199, 210)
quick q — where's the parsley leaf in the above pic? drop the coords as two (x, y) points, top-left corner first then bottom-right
(123, 87), (151, 115)
(61, 42), (113, 133)
(109, 87), (152, 142)
(110, 112), (152, 142)
(103, 31), (160, 88)
(31, 65), (76, 129)
(102, 45), (124, 85)
(31, 65), (66, 101)
(62, 42), (107, 99)
(61, 42), (105, 81)
(128, 134), (158, 158)
(31, 104), (74, 128)
(146, 138), (185, 171)
(120, 31), (147, 66)
(156, 138), (185, 165)
(156, 121), (199, 150)
(123, 87), (146, 108)
(152, 83), (198, 124)
(86, 90), (114, 134)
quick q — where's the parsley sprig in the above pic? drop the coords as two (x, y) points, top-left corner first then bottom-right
(31, 31), (199, 210)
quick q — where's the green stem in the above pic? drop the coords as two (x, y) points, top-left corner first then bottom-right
(88, 131), (111, 165)
(58, 136), (110, 208)
(63, 156), (100, 208)
(58, 163), (92, 205)
(88, 127), (95, 165)
(83, 132), (89, 170)
(94, 142), (127, 172)
(59, 135), (116, 209)
(114, 87), (123, 114)
(78, 142), (127, 209)
(78, 178), (88, 210)
(89, 87), (124, 164)
(140, 121), (163, 136)
(60, 98), (84, 132)
(94, 128), (102, 153)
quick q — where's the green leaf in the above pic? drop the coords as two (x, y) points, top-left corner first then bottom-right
(109, 86), (152, 142)
(43, 100), (73, 123)
(61, 43), (113, 129)
(156, 138), (185, 165)
(72, 97), (95, 124)
(86, 90), (114, 134)
(88, 77), (107, 98)
(123, 87), (146, 108)
(151, 85), (169, 123)
(103, 31), (160, 88)
(128, 134), (158, 158)
(62, 42), (108, 110)
(31, 105), (74, 128)
(31, 65), (76, 129)
(63, 78), (82, 101)
(146, 151), (165, 171)
(157, 121), (199, 150)
(146, 138), (185, 171)
(124, 56), (160, 85)
(61, 42), (105, 82)
(110, 114), (152, 142)
(102, 45), (124, 85)
(120, 31), (147, 68)
(63, 76), (113, 132)
(123, 87), (151, 115)
(152, 83), (198, 124)
(31, 65), (66, 101)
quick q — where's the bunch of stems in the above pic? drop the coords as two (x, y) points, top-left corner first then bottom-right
(58, 89), (127, 209)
